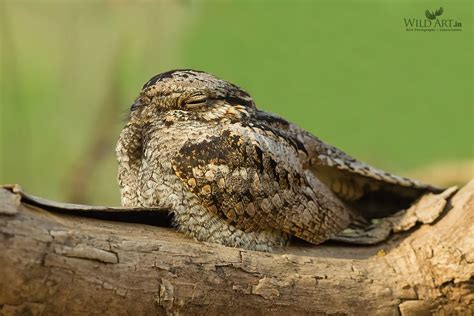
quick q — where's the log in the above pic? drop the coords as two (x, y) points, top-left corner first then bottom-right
(0, 181), (473, 315)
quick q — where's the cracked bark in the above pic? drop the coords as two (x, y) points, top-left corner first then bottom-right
(0, 181), (473, 315)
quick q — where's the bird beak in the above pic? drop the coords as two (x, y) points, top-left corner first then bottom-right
(130, 99), (141, 111)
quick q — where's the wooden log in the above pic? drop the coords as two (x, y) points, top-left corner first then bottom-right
(0, 181), (473, 315)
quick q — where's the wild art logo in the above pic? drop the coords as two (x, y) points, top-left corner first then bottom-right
(404, 7), (463, 32)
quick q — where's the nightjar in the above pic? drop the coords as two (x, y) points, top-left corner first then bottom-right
(116, 69), (440, 251)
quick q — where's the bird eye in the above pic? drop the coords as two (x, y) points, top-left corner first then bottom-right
(184, 94), (207, 108)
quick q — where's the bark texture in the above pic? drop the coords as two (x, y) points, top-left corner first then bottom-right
(0, 181), (473, 315)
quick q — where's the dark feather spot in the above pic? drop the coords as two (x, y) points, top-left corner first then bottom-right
(254, 146), (264, 173)
(255, 111), (290, 127)
(142, 69), (206, 89)
(164, 120), (174, 127)
(224, 95), (254, 108)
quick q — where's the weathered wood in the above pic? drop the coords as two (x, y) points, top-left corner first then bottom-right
(0, 181), (473, 315)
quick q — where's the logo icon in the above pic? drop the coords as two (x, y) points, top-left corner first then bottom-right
(403, 7), (462, 32)
(425, 7), (443, 20)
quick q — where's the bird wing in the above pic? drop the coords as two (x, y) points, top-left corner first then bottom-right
(254, 111), (441, 193)
(171, 122), (353, 245)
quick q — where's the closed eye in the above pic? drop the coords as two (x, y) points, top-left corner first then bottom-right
(184, 94), (207, 108)
(186, 98), (206, 105)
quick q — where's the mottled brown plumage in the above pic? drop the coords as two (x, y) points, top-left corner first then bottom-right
(116, 69), (440, 251)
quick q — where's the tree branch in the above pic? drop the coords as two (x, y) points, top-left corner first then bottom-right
(0, 181), (473, 315)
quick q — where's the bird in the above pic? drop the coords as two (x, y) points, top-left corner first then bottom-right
(116, 69), (440, 252)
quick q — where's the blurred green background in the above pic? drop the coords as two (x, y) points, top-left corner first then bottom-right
(1, 0), (472, 205)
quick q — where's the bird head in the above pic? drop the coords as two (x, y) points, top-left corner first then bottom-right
(117, 69), (256, 178)
(128, 69), (255, 123)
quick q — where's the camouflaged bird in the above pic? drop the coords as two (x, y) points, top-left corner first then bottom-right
(116, 69), (440, 252)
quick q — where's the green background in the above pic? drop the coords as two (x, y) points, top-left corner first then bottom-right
(0, 0), (472, 205)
